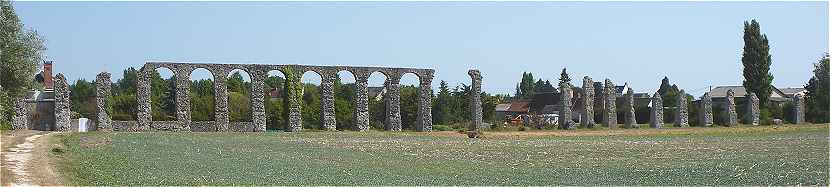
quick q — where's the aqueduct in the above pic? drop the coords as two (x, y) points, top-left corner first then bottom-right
(96, 62), (435, 132)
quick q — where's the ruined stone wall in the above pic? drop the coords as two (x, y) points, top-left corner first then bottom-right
(581, 76), (595, 128)
(603, 79), (617, 128)
(624, 89), (637, 128)
(54, 73), (71, 131)
(12, 97), (29, 130)
(699, 93), (713, 127)
(746, 92), (760, 125)
(114, 62), (434, 132)
(649, 92), (663, 128)
(559, 84), (574, 130)
(794, 94), (805, 124)
(96, 72), (112, 131)
(725, 89), (738, 126)
(468, 69), (483, 131)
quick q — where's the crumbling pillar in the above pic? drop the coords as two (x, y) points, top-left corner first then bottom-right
(468, 69), (484, 131)
(385, 77), (402, 131)
(354, 73), (370, 131)
(284, 67), (303, 132)
(674, 89), (688, 127)
(96, 72), (112, 131)
(581, 76), (595, 128)
(699, 92), (713, 127)
(54, 73), (71, 131)
(214, 70), (229, 131)
(175, 68), (192, 131)
(559, 83), (575, 130)
(725, 89), (738, 126)
(320, 71), (337, 131)
(250, 70), (266, 132)
(794, 94), (805, 124)
(603, 79), (617, 128)
(624, 88), (638, 128)
(746, 92), (760, 125)
(416, 74), (434, 132)
(137, 67), (152, 129)
(649, 92), (663, 128)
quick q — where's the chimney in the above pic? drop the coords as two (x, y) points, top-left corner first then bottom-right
(43, 61), (53, 90)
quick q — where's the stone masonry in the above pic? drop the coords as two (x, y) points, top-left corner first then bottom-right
(624, 88), (637, 128)
(581, 76), (595, 128)
(725, 89), (738, 126)
(699, 92), (713, 127)
(746, 92), (760, 125)
(559, 83), (575, 130)
(129, 62), (434, 132)
(674, 89), (688, 127)
(649, 92), (663, 128)
(96, 72), (112, 131)
(603, 79), (617, 128)
(12, 97), (29, 130)
(794, 94), (805, 124)
(468, 69), (484, 131)
(54, 73), (71, 131)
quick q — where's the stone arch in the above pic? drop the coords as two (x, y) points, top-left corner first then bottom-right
(227, 69), (253, 123)
(299, 70), (324, 129)
(333, 70), (357, 130)
(399, 72), (421, 130)
(189, 68), (215, 122)
(264, 69), (288, 131)
(367, 71), (389, 130)
(150, 67), (176, 122)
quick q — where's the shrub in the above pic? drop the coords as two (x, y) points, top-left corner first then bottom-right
(432, 125), (452, 131)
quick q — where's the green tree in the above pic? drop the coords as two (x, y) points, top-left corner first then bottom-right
(805, 54), (830, 123)
(741, 19), (774, 109)
(433, 80), (452, 125)
(69, 79), (96, 118)
(515, 72), (536, 99)
(1, 0), (46, 122)
(559, 68), (572, 86)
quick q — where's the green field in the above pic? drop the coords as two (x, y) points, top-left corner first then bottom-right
(52, 125), (829, 185)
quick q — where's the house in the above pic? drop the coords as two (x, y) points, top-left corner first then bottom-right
(708, 86), (789, 103)
(267, 88), (282, 100)
(495, 100), (531, 124)
(779, 87), (807, 98)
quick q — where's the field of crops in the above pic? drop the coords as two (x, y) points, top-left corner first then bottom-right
(52, 125), (829, 185)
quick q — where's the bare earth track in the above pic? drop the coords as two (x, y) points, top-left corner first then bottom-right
(1, 130), (67, 186)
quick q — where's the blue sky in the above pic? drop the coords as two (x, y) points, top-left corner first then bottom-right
(13, 1), (829, 96)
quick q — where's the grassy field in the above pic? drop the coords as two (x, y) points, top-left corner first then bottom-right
(51, 125), (829, 185)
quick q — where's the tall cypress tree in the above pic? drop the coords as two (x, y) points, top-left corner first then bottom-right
(559, 68), (571, 86)
(741, 19), (774, 108)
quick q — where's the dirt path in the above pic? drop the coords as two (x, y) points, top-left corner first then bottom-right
(1, 130), (67, 186)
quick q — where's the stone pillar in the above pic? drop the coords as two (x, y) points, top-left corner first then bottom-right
(794, 94), (805, 124)
(603, 79), (617, 128)
(624, 88), (638, 128)
(746, 92), (760, 125)
(699, 92), (713, 127)
(415, 74), (433, 132)
(384, 77), (402, 131)
(581, 76), (595, 128)
(725, 89), (738, 126)
(214, 70), (229, 131)
(674, 89), (688, 127)
(559, 84), (575, 130)
(468, 69), (484, 131)
(54, 73), (71, 131)
(12, 97), (29, 130)
(320, 72), (337, 131)
(649, 92), (663, 128)
(354, 73), (370, 131)
(285, 70), (303, 132)
(137, 67), (152, 128)
(175, 69), (192, 131)
(250, 70), (266, 132)
(95, 72), (112, 131)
